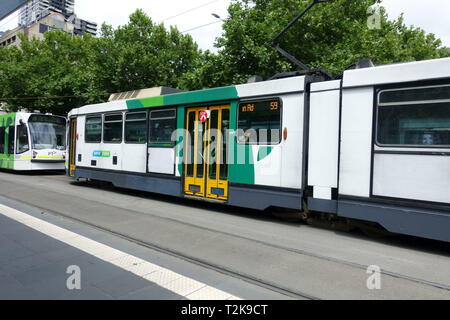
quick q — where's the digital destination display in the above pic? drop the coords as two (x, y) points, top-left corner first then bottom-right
(240, 100), (280, 113)
(29, 115), (66, 125)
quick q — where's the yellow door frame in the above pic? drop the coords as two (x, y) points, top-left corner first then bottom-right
(184, 105), (230, 200)
(69, 118), (77, 177)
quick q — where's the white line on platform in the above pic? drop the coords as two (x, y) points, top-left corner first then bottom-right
(0, 204), (241, 300)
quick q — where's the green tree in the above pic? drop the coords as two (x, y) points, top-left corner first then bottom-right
(0, 31), (102, 115)
(209, 0), (449, 85)
(91, 9), (202, 94)
(0, 9), (203, 115)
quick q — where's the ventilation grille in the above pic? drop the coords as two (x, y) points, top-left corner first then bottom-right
(108, 87), (184, 102)
(109, 90), (140, 101)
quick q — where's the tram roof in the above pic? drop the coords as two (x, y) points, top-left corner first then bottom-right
(69, 75), (307, 116)
(343, 57), (450, 88)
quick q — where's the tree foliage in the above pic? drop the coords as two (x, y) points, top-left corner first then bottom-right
(0, 4), (449, 115)
(0, 9), (202, 115)
(208, 0), (450, 85)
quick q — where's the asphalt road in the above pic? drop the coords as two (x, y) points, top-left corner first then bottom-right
(0, 170), (449, 300)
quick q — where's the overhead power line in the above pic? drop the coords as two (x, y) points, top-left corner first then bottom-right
(162, 0), (220, 22)
(0, 93), (110, 101)
(181, 20), (221, 34)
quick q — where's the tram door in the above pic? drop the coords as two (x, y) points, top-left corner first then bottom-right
(184, 105), (230, 201)
(69, 118), (77, 177)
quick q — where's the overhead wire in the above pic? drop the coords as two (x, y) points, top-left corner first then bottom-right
(161, 0), (220, 22)
(0, 93), (110, 101)
(181, 20), (222, 34)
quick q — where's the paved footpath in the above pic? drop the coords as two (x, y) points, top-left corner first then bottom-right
(0, 172), (449, 300)
(0, 197), (290, 300)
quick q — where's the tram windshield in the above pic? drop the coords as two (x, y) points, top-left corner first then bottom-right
(28, 115), (66, 150)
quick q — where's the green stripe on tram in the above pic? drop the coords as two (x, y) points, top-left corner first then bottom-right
(125, 86), (239, 109)
(164, 86), (238, 106)
(0, 113), (16, 169)
(0, 113), (16, 128)
(227, 101), (255, 185)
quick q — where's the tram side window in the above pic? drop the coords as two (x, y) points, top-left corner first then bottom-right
(0, 127), (5, 153)
(103, 114), (123, 143)
(237, 99), (282, 145)
(85, 116), (102, 143)
(16, 124), (29, 154)
(149, 109), (177, 145)
(125, 112), (147, 143)
(377, 85), (450, 147)
(7, 126), (15, 155)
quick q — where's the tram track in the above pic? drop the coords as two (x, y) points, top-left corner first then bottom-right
(0, 175), (449, 299)
(0, 192), (316, 300)
(67, 184), (450, 292)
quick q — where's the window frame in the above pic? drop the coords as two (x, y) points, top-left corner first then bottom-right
(85, 114), (103, 143)
(103, 112), (124, 144)
(148, 108), (177, 146)
(376, 85), (450, 149)
(16, 123), (30, 154)
(124, 111), (148, 144)
(237, 97), (283, 146)
(7, 125), (15, 155)
(0, 127), (5, 154)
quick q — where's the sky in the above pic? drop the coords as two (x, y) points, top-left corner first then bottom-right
(1, 0), (450, 51)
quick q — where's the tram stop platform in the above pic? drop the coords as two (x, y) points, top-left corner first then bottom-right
(0, 196), (287, 300)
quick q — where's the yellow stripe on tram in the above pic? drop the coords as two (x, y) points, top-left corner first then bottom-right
(36, 156), (64, 159)
(20, 156), (64, 159)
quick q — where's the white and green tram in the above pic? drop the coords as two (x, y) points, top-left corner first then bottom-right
(0, 113), (67, 170)
(67, 57), (450, 243)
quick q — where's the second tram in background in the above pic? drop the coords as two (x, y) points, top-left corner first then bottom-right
(0, 113), (67, 171)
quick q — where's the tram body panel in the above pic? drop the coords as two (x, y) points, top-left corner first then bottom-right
(234, 76), (306, 190)
(334, 58), (450, 242)
(307, 80), (341, 201)
(339, 59), (450, 205)
(123, 143), (147, 173)
(338, 86), (374, 198)
(373, 153), (450, 204)
(279, 94), (305, 190)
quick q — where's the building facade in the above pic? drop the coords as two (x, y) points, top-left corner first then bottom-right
(67, 14), (97, 36)
(17, 0), (96, 36)
(0, 12), (74, 47)
(19, 0), (74, 26)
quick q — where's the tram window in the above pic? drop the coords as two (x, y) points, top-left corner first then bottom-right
(85, 116), (102, 143)
(377, 86), (450, 147)
(7, 126), (15, 155)
(125, 112), (147, 143)
(237, 99), (281, 145)
(16, 124), (29, 154)
(379, 85), (450, 104)
(0, 127), (5, 153)
(149, 109), (176, 145)
(28, 115), (66, 150)
(104, 114), (123, 143)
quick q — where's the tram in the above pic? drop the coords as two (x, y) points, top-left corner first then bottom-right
(0, 113), (67, 170)
(67, 57), (450, 243)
